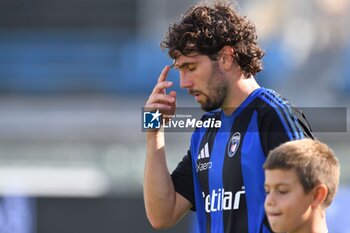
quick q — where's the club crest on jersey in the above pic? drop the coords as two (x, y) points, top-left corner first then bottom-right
(228, 132), (241, 157)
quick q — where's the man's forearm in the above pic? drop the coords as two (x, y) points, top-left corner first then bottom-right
(144, 131), (177, 229)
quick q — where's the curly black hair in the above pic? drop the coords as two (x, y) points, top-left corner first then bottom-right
(161, 1), (264, 77)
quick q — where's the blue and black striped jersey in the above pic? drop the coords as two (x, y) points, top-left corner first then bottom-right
(171, 87), (313, 233)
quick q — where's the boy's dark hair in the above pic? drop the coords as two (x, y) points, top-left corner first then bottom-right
(264, 139), (340, 207)
(161, 1), (264, 77)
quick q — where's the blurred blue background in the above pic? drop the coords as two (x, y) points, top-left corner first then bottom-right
(0, 0), (349, 232)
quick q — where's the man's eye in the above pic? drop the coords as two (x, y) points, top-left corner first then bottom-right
(187, 65), (196, 71)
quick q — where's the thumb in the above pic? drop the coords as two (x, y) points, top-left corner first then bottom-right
(169, 91), (177, 108)
(169, 90), (176, 98)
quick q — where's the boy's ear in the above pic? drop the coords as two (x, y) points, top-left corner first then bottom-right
(311, 184), (328, 208)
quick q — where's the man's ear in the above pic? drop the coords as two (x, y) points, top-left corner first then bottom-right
(220, 46), (234, 70)
(311, 184), (328, 208)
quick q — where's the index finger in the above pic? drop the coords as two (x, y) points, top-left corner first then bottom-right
(157, 65), (171, 83)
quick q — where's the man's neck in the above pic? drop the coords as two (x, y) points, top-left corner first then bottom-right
(222, 75), (260, 116)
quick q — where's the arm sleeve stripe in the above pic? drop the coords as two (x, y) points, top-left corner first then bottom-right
(259, 94), (295, 140)
(264, 90), (304, 139)
(259, 91), (302, 140)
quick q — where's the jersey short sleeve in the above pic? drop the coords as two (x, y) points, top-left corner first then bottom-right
(258, 104), (314, 155)
(171, 150), (196, 210)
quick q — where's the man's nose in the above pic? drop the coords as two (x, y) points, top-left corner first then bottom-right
(179, 72), (194, 89)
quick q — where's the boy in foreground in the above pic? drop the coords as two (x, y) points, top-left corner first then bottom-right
(264, 139), (340, 233)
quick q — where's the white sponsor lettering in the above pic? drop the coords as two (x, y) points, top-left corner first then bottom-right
(202, 187), (245, 213)
(196, 161), (212, 172)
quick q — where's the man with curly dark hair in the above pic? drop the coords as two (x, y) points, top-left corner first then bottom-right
(144, 1), (313, 232)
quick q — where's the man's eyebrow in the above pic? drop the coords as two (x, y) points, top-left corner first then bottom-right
(171, 61), (196, 69)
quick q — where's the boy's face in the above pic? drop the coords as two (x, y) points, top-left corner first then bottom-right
(264, 169), (314, 233)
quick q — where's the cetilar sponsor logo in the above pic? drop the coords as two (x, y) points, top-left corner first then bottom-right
(196, 143), (212, 172)
(202, 186), (245, 213)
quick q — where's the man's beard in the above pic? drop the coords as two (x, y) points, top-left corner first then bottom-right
(200, 62), (228, 112)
